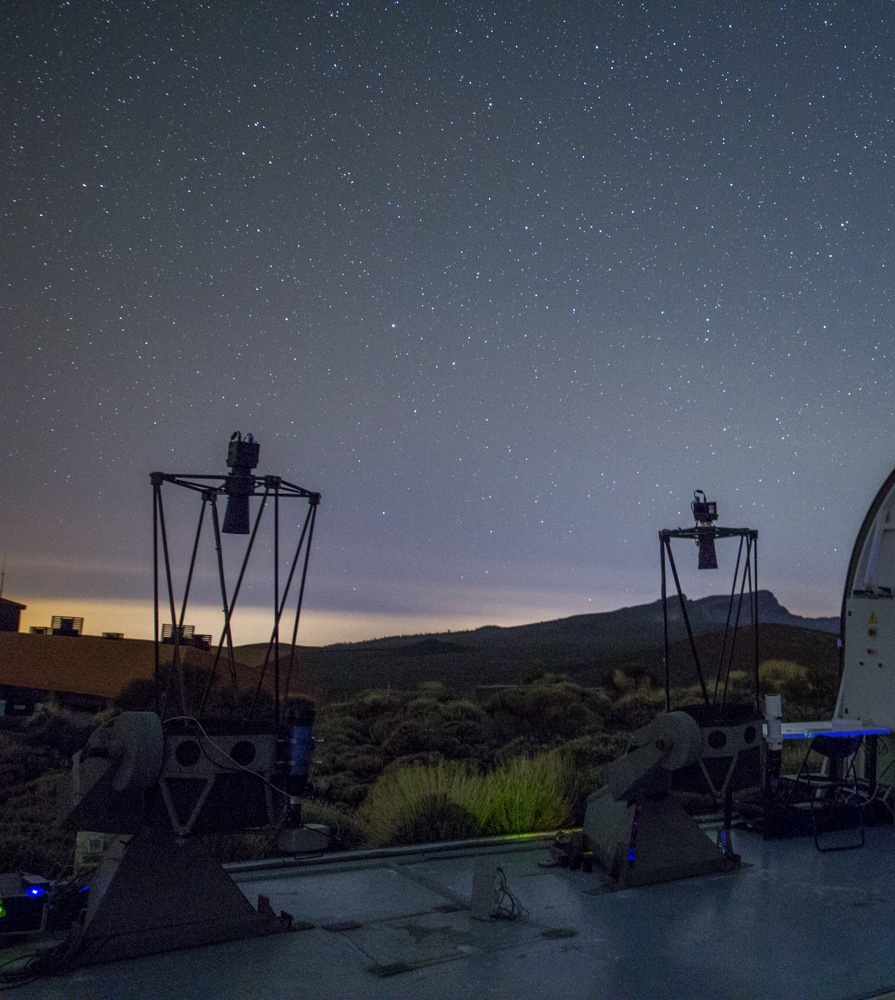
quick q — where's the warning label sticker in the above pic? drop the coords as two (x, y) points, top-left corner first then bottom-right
(869, 613), (878, 624)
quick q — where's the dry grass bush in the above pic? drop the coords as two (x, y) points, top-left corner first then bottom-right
(760, 658), (835, 720)
(358, 751), (575, 847)
(15, 704), (101, 755)
(300, 798), (366, 850)
(475, 752), (575, 835)
(205, 830), (278, 863)
(0, 733), (61, 802)
(312, 685), (492, 806)
(780, 738), (819, 776)
(359, 759), (483, 846)
(483, 676), (608, 743)
(0, 773), (74, 876)
(392, 794), (484, 846)
(560, 732), (631, 821)
(603, 687), (666, 731)
(603, 668), (655, 696)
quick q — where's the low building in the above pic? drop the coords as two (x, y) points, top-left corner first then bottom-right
(0, 632), (263, 715)
(0, 597), (27, 633)
(0, 632), (156, 714)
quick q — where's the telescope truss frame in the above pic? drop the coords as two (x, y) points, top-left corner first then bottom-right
(150, 471), (321, 726)
(659, 526), (760, 719)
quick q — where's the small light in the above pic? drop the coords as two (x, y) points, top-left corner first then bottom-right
(27, 886), (45, 897)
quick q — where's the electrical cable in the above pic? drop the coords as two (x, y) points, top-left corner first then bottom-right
(859, 752), (895, 807)
(491, 867), (528, 920)
(0, 928), (82, 988)
(162, 716), (293, 801)
(0, 866), (97, 987)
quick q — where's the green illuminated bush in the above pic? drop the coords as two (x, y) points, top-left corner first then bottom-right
(358, 759), (478, 846)
(474, 751), (575, 835)
(358, 751), (575, 847)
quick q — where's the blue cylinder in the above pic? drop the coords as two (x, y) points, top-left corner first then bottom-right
(288, 724), (314, 779)
(283, 704), (315, 797)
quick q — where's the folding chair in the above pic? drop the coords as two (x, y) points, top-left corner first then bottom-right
(789, 734), (866, 851)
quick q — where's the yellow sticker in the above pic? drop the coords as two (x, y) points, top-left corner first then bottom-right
(869, 613), (878, 624)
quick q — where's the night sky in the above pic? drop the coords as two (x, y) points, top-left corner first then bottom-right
(3, 2), (894, 645)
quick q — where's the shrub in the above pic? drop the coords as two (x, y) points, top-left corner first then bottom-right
(474, 751), (575, 835)
(382, 720), (443, 757)
(17, 705), (98, 757)
(358, 751), (575, 847)
(117, 678), (157, 711)
(300, 798), (366, 850)
(334, 690), (400, 726)
(483, 681), (602, 743)
(359, 759), (479, 846)
(0, 773), (73, 877)
(424, 698), (486, 725)
(340, 751), (385, 781)
(604, 669), (654, 697)
(390, 794), (484, 846)
(759, 658), (829, 719)
(311, 771), (372, 808)
(206, 830), (277, 864)
(0, 737), (60, 804)
(560, 733), (629, 822)
(604, 687), (666, 731)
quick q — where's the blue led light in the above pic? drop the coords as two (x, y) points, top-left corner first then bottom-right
(781, 725), (891, 740)
(27, 886), (45, 897)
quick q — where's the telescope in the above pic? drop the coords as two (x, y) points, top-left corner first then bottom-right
(222, 432), (260, 534)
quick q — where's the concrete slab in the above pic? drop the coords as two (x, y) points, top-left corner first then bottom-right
(237, 865), (448, 926)
(6, 826), (895, 999)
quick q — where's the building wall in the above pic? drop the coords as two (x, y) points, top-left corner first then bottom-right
(0, 599), (25, 633)
(0, 633), (264, 714)
(0, 633), (156, 701)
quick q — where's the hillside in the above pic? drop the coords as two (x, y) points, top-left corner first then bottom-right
(1, 593), (840, 875)
(236, 591), (839, 700)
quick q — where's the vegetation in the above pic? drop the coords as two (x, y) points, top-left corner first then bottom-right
(759, 658), (833, 720)
(0, 632), (841, 874)
(0, 709), (100, 876)
(358, 751), (576, 846)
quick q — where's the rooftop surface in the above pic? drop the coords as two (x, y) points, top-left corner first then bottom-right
(0, 632), (262, 701)
(11, 825), (895, 1000)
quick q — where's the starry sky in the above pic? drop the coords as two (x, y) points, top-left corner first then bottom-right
(3, 1), (894, 645)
